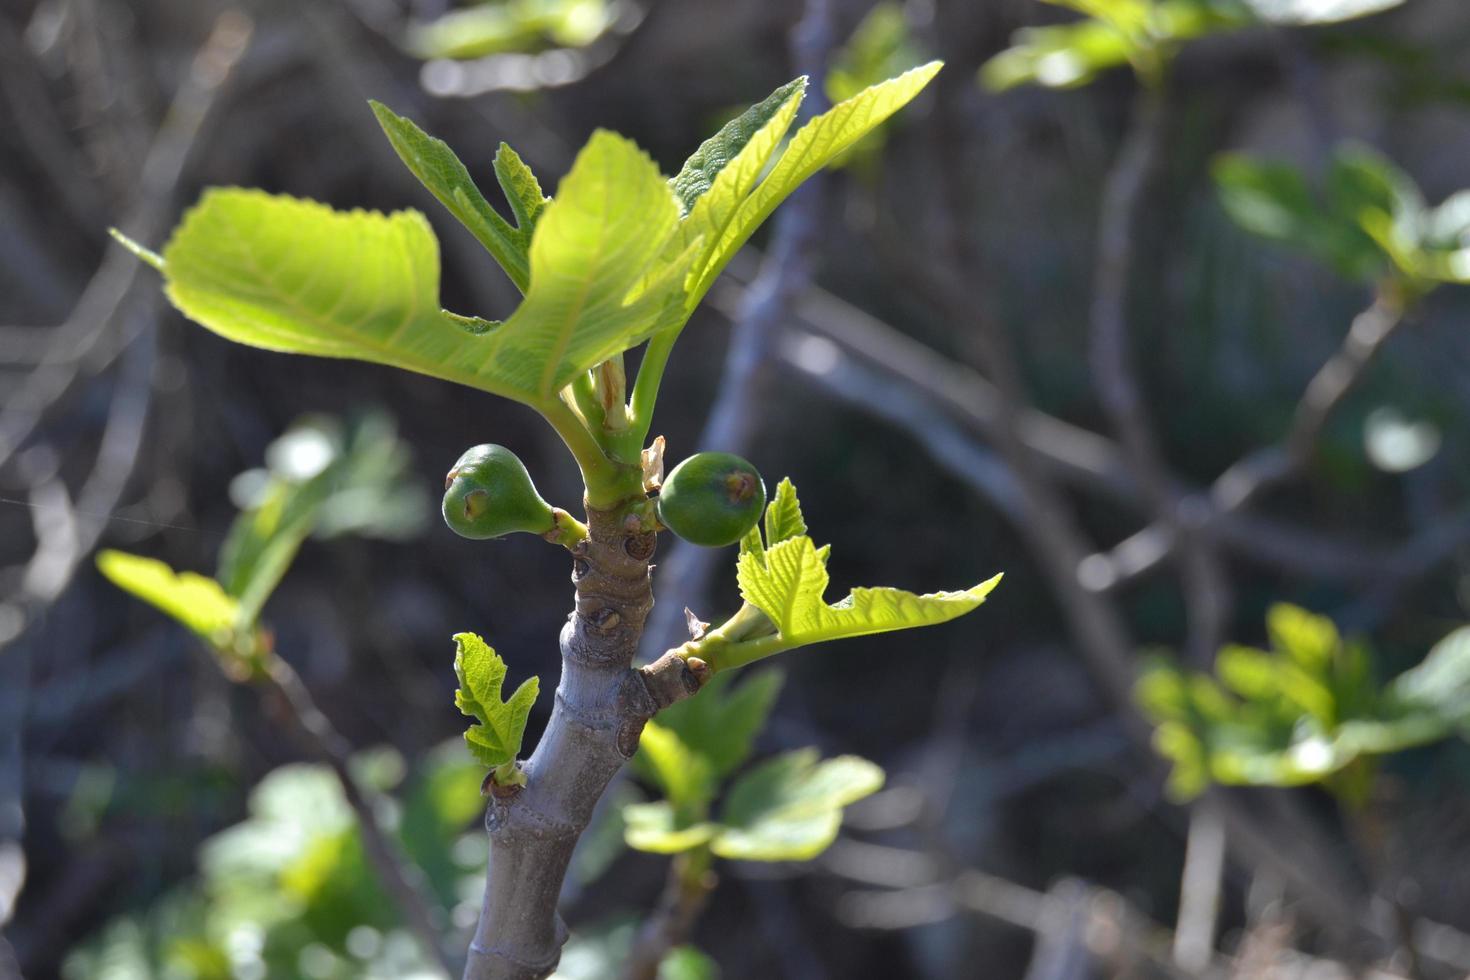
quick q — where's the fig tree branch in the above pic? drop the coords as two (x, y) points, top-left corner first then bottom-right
(464, 508), (705, 980)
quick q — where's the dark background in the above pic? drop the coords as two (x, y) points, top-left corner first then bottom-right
(4, 0), (1470, 977)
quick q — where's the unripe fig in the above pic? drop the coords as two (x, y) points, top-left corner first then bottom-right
(656, 452), (766, 547)
(442, 444), (556, 540)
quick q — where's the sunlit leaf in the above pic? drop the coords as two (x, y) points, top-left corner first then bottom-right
(371, 100), (532, 291)
(157, 132), (694, 408)
(96, 551), (240, 640)
(670, 77), (807, 218)
(406, 0), (614, 60)
(762, 477), (806, 548)
(737, 535), (1000, 651)
(494, 141), (550, 233)
(453, 632), (539, 774)
(980, 1), (1238, 91)
(688, 62), (942, 304)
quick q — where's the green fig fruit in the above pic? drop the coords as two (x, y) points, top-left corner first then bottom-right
(442, 444), (556, 540)
(657, 452), (766, 547)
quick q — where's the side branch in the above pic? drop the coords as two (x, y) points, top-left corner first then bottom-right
(264, 656), (453, 976)
(1088, 290), (1408, 590)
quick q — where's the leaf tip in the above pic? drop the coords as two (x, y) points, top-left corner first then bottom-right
(367, 98), (404, 129)
(95, 548), (127, 577)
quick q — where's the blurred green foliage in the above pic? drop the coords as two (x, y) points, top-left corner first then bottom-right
(63, 745), (484, 980)
(1215, 145), (1470, 291)
(980, 0), (1406, 91)
(1138, 605), (1470, 801)
(406, 0), (617, 61)
(625, 669), (884, 861)
(824, 3), (928, 175)
(98, 413), (425, 677)
(555, 923), (717, 979)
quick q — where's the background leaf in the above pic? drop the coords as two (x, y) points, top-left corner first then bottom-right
(1240, 0), (1404, 25)
(711, 750), (883, 861)
(218, 413), (425, 626)
(622, 802), (719, 855)
(642, 670), (784, 781)
(633, 721), (715, 813)
(96, 551), (240, 640)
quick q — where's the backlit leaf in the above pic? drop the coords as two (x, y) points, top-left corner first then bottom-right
(96, 551), (239, 640)
(371, 100), (531, 291)
(687, 62), (941, 304)
(737, 535), (1000, 651)
(157, 132), (694, 407)
(453, 632), (539, 771)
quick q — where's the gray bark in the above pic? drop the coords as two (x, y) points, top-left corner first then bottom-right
(463, 508), (705, 980)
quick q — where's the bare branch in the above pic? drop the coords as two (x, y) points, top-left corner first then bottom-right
(622, 853), (716, 980)
(1088, 292), (1408, 591)
(753, 272), (1469, 598)
(0, 11), (251, 472)
(1174, 801), (1227, 972)
(262, 655), (455, 977)
(1086, 84), (1229, 664)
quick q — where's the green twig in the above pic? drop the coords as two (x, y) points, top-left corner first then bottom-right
(537, 397), (639, 509)
(627, 331), (677, 450)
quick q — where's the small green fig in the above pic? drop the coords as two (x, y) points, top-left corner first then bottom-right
(657, 452), (766, 547)
(442, 444), (555, 540)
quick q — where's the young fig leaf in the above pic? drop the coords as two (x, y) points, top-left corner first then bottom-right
(370, 100), (531, 292)
(735, 536), (1000, 651)
(453, 632), (539, 782)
